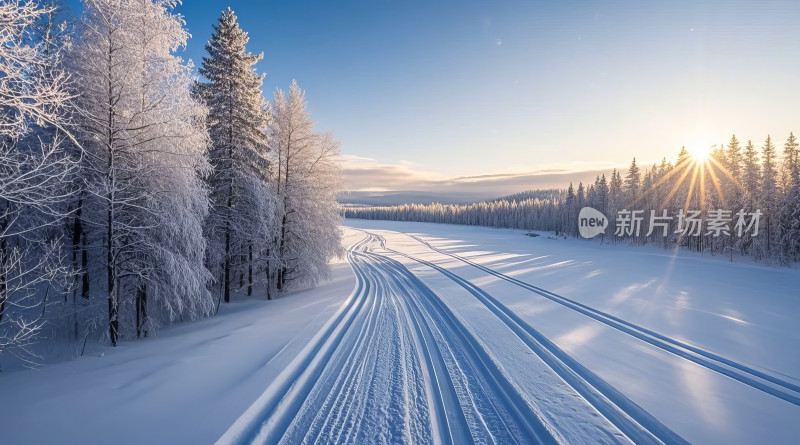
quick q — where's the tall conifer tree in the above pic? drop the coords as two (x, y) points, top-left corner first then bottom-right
(197, 8), (271, 303)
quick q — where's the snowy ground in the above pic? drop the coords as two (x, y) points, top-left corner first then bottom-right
(0, 232), (362, 444)
(2, 221), (799, 444)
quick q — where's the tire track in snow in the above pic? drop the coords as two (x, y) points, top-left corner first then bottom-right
(217, 235), (375, 444)
(218, 235), (469, 444)
(400, 231), (800, 407)
(380, 254), (474, 445)
(300, 253), (384, 444)
(305, 236), (555, 444)
(220, 233), (567, 444)
(356, 240), (558, 444)
(360, 230), (686, 445)
(345, 252), (463, 444)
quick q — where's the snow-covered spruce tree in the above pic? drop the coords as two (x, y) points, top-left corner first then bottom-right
(607, 168), (623, 244)
(721, 135), (744, 258)
(196, 8), (272, 303)
(269, 81), (343, 292)
(562, 183), (575, 236)
(70, 0), (213, 345)
(781, 181), (800, 263)
(779, 133), (800, 263)
(594, 174), (608, 215)
(754, 135), (778, 260)
(625, 157), (641, 207)
(725, 135), (743, 199)
(733, 140), (761, 256)
(0, 0), (78, 360)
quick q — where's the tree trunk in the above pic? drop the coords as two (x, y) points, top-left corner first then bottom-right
(136, 284), (148, 338)
(106, 46), (118, 347)
(142, 286), (148, 338)
(223, 229), (231, 303)
(277, 213), (287, 291)
(0, 215), (7, 327)
(223, 79), (235, 304)
(265, 248), (271, 300)
(136, 286), (141, 338)
(81, 231), (89, 299)
(239, 253), (244, 289)
(72, 197), (90, 300)
(107, 186), (118, 346)
(247, 243), (253, 296)
(71, 200), (82, 285)
(107, 211), (118, 347)
(277, 147), (290, 292)
(71, 199), (83, 338)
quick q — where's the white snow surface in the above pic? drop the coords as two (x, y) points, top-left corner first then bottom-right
(2, 221), (800, 444)
(0, 232), (361, 444)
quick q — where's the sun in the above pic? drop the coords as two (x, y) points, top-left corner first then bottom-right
(652, 138), (749, 217)
(688, 145), (712, 161)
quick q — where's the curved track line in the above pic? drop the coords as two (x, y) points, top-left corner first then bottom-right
(356, 243), (559, 444)
(221, 234), (558, 444)
(218, 236), (372, 444)
(401, 231), (800, 406)
(362, 231), (685, 445)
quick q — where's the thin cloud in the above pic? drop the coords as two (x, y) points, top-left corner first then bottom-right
(341, 155), (445, 191)
(343, 155), (630, 201)
(450, 170), (569, 181)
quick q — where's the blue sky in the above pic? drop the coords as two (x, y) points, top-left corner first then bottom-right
(66, 0), (800, 193)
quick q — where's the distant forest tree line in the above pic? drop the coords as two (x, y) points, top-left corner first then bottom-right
(347, 134), (800, 265)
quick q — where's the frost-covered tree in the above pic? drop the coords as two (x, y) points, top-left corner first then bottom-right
(562, 182), (576, 236)
(70, 0), (213, 345)
(594, 174), (608, 214)
(269, 81), (343, 292)
(607, 168), (623, 243)
(197, 8), (271, 303)
(754, 136), (778, 258)
(35, 1), (92, 333)
(725, 135), (742, 178)
(741, 140), (761, 202)
(125, 0), (214, 336)
(1, 0), (346, 359)
(625, 157), (641, 207)
(0, 1), (72, 138)
(724, 135), (742, 204)
(779, 133), (800, 262)
(782, 133), (799, 186)
(732, 140), (761, 256)
(0, 0), (78, 359)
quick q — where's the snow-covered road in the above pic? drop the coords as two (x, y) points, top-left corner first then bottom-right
(225, 233), (641, 444)
(222, 223), (800, 444)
